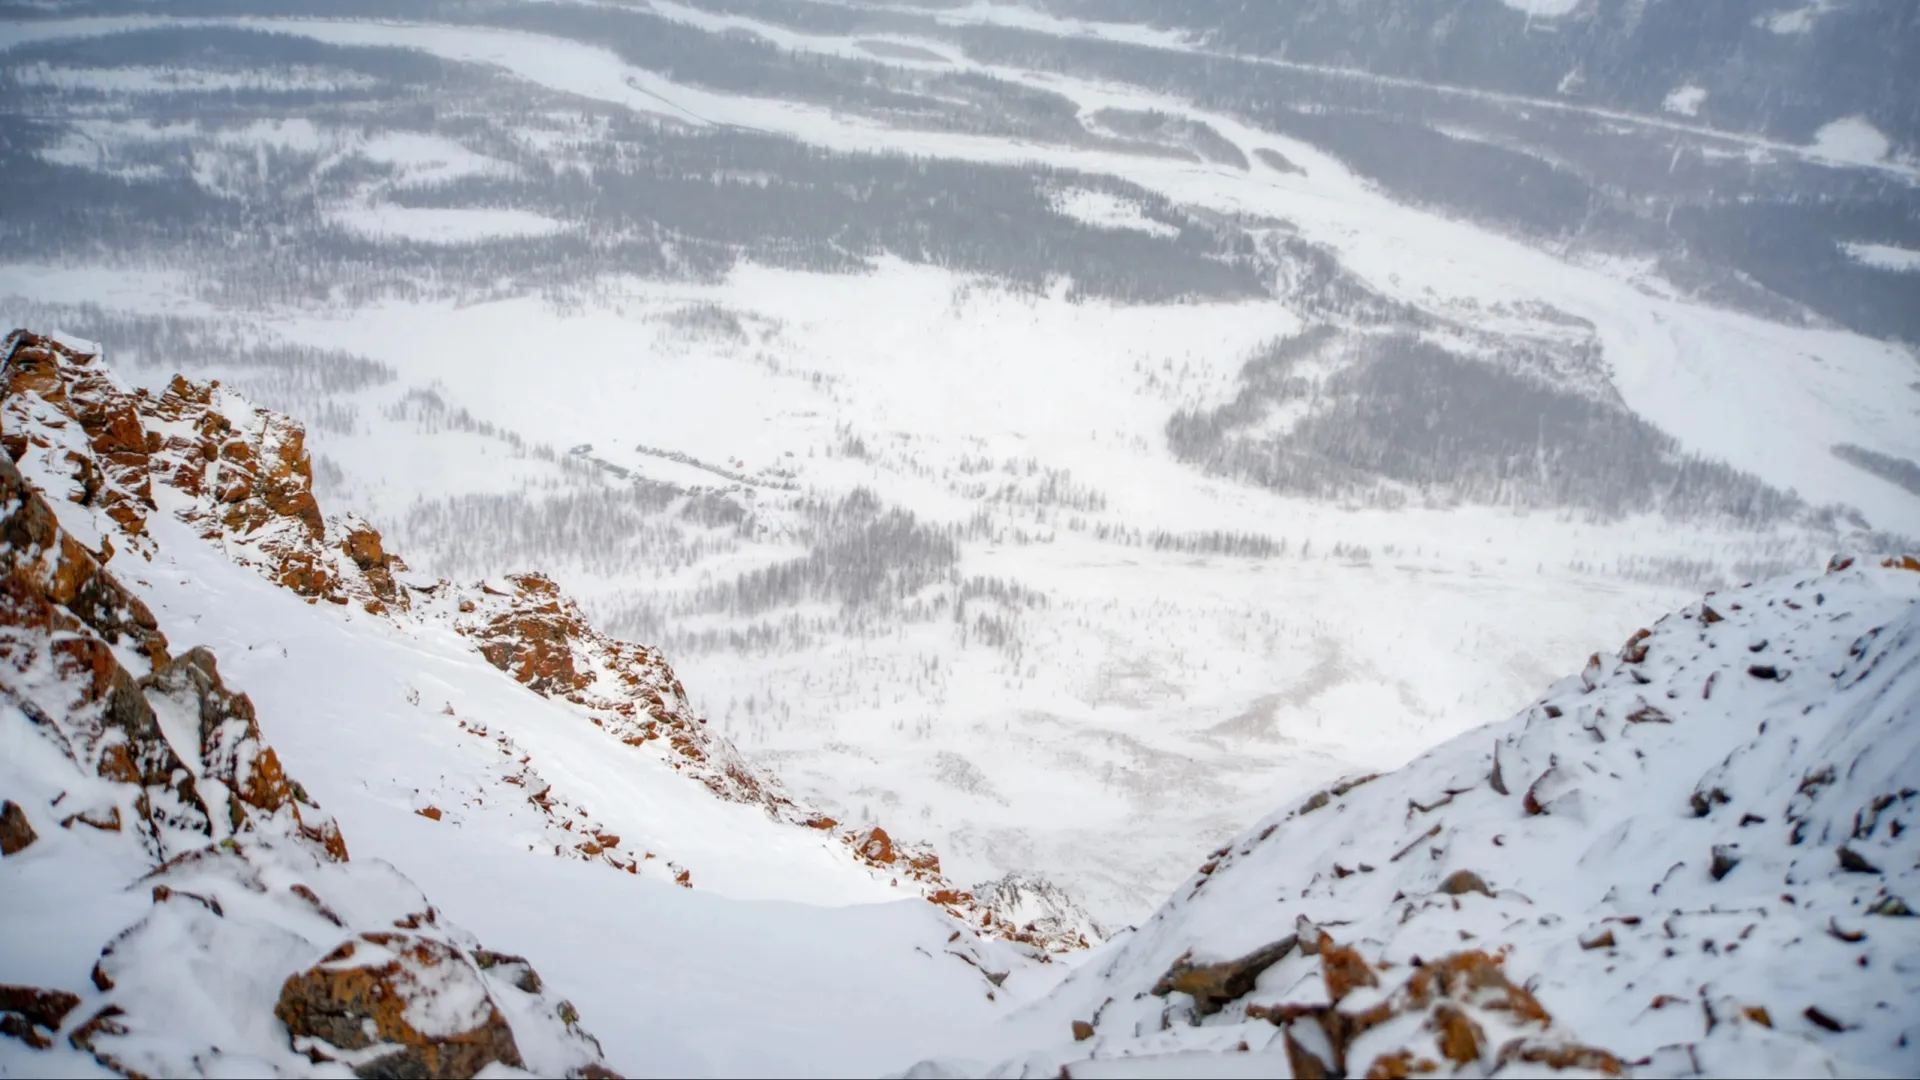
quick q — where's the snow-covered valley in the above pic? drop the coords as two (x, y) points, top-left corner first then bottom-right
(2, 1), (1917, 1075)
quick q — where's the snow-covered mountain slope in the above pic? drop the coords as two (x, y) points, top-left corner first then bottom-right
(922, 555), (1920, 1078)
(1, 327), (1116, 1075)
(0, 328), (1092, 950)
(0, 424), (614, 1077)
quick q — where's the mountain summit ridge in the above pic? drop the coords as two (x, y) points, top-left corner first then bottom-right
(915, 555), (1920, 1078)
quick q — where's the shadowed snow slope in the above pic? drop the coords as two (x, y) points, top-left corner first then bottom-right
(915, 556), (1920, 1078)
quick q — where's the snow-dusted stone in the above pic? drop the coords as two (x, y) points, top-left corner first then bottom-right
(275, 932), (525, 1078)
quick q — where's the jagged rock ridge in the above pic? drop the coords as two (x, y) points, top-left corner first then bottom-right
(0, 437), (614, 1077)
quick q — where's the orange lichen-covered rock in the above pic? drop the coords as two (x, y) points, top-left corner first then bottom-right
(275, 934), (524, 1079)
(856, 826), (898, 865)
(2, 332), (157, 555)
(146, 645), (349, 860)
(1250, 941), (1624, 1079)
(1152, 936), (1298, 1015)
(0, 800), (36, 856)
(0, 441), (345, 863)
(2, 332), (412, 615)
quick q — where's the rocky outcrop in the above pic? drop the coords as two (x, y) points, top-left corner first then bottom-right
(0, 402), (614, 1077)
(276, 933), (525, 1079)
(1152, 937), (1297, 1016)
(1250, 940), (1626, 1078)
(430, 572), (1083, 947)
(975, 873), (1105, 952)
(2, 331), (404, 614)
(0, 985), (80, 1050)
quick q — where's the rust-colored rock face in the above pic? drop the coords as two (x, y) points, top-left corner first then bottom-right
(857, 826), (898, 865)
(276, 934), (524, 1080)
(2, 331), (404, 614)
(433, 571), (1081, 947)
(3, 333), (157, 552)
(145, 645), (349, 861)
(0, 435), (345, 864)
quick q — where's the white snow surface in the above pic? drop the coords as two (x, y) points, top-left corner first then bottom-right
(1663, 85), (1708, 118)
(1500, 0), (1585, 16)
(329, 205), (568, 244)
(1842, 242), (1920, 273)
(919, 557), (1920, 1078)
(1047, 188), (1180, 237)
(1811, 117), (1894, 167)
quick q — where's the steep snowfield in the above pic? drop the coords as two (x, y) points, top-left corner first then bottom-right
(0, 331), (1068, 1077)
(921, 556), (1920, 1078)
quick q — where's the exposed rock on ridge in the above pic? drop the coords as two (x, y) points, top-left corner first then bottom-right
(0, 432), (612, 1077)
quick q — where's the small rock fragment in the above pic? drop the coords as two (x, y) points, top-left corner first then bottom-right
(1803, 1006), (1849, 1032)
(1826, 918), (1865, 943)
(1866, 894), (1913, 917)
(0, 801), (34, 855)
(1437, 870), (1491, 897)
(1836, 846), (1881, 874)
(1620, 628), (1653, 664)
(1709, 845), (1741, 881)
